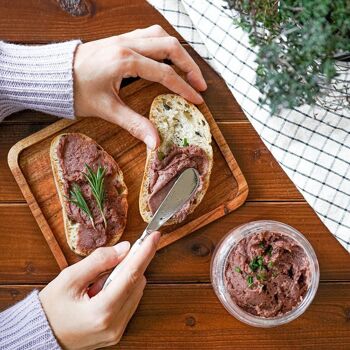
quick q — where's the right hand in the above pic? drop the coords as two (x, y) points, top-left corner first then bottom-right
(73, 25), (207, 150)
(39, 231), (160, 350)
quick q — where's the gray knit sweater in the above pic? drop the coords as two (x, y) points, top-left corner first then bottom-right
(0, 40), (81, 349)
(0, 40), (80, 121)
(0, 291), (60, 349)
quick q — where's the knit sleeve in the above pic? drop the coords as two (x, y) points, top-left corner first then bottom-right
(0, 290), (61, 349)
(0, 40), (81, 122)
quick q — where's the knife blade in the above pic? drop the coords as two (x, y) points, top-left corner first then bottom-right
(103, 167), (200, 289)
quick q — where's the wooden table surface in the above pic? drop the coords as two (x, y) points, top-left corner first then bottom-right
(0, 1), (349, 349)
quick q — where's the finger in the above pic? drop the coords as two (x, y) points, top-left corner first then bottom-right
(117, 276), (146, 324)
(98, 231), (160, 309)
(102, 98), (160, 150)
(125, 51), (203, 104)
(117, 24), (169, 40)
(87, 273), (109, 298)
(121, 37), (207, 91)
(64, 241), (130, 290)
(105, 276), (146, 347)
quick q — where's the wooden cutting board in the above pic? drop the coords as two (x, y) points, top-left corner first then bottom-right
(8, 79), (248, 269)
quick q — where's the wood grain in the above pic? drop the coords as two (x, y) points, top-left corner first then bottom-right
(0, 122), (301, 203)
(220, 122), (303, 201)
(0, 0), (182, 43)
(0, 123), (48, 202)
(0, 283), (349, 349)
(8, 79), (248, 269)
(1, 1), (349, 347)
(0, 202), (348, 284)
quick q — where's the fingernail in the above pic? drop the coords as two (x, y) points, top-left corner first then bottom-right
(196, 93), (204, 104)
(145, 135), (156, 150)
(113, 241), (130, 255)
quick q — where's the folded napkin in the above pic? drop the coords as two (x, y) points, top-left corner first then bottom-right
(148, 0), (350, 252)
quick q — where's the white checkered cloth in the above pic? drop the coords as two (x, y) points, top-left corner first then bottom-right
(148, 0), (350, 252)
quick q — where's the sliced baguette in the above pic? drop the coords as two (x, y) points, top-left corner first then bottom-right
(50, 133), (128, 256)
(139, 94), (213, 225)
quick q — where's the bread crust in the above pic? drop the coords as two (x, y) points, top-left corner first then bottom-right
(50, 133), (128, 256)
(139, 94), (213, 225)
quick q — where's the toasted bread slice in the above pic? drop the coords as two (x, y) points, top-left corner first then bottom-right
(139, 94), (213, 225)
(50, 133), (128, 256)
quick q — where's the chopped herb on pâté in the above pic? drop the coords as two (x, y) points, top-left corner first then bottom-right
(247, 276), (254, 288)
(249, 256), (264, 272)
(264, 245), (273, 257)
(256, 272), (267, 281)
(183, 138), (189, 147)
(234, 266), (242, 274)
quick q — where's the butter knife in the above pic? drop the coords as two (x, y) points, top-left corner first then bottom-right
(103, 167), (200, 289)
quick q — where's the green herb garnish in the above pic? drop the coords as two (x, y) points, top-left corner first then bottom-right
(259, 242), (265, 249)
(234, 266), (242, 274)
(84, 165), (107, 229)
(249, 256), (264, 272)
(267, 261), (274, 269)
(68, 183), (95, 229)
(183, 138), (189, 147)
(265, 245), (273, 257)
(256, 272), (267, 281)
(247, 276), (254, 288)
(157, 151), (165, 161)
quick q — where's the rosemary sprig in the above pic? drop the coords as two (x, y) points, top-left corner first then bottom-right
(84, 164), (107, 229)
(68, 183), (95, 229)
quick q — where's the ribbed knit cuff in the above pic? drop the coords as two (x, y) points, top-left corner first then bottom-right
(0, 290), (61, 350)
(0, 40), (81, 121)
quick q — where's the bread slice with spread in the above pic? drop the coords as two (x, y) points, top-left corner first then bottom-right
(50, 133), (128, 256)
(139, 94), (213, 225)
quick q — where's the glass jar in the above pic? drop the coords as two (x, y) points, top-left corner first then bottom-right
(211, 220), (320, 327)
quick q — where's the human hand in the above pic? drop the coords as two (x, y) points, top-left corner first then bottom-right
(39, 231), (160, 350)
(73, 25), (207, 150)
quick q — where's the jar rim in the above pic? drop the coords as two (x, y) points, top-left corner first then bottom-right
(210, 220), (320, 327)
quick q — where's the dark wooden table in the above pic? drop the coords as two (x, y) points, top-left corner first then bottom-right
(1, 1), (349, 349)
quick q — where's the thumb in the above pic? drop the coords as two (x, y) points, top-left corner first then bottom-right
(103, 97), (160, 150)
(65, 241), (130, 290)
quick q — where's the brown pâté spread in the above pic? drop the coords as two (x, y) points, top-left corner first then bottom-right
(57, 134), (127, 255)
(148, 145), (209, 222)
(224, 231), (310, 318)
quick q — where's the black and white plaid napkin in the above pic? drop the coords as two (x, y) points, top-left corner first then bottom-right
(148, 0), (350, 252)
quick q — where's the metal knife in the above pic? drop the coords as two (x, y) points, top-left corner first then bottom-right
(103, 167), (200, 289)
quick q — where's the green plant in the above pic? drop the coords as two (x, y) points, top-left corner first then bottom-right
(225, 0), (350, 113)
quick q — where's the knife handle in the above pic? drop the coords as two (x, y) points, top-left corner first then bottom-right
(102, 232), (146, 290)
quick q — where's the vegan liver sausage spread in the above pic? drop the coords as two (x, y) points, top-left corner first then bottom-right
(148, 145), (209, 222)
(57, 134), (127, 254)
(224, 231), (311, 317)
